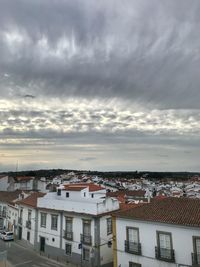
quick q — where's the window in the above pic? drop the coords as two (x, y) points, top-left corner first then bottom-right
(82, 247), (90, 261)
(51, 215), (58, 230)
(129, 262), (141, 267)
(82, 220), (92, 245)
(66, 217), (72, 232)
(127, 227), (139, 243)
(66, 192), (69, 198)
(27, 231), (30, 241)
(65, 243), (72, 256)
(83, 220), (91, 236)
(126, 227), (140, 254)
(28, 210), (32, 221)
(193, 236), (200, 264)
(40, 213), (46, 228)
(57, 189), (61, 196)
(107, 218), (112, 235)
(65, 217), (73, 240)
(156, 231), (174, 261)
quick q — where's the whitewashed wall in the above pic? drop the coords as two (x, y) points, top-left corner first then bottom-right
(0, 176), (8, 191)
(21, 206), (36, 246)
(37, 211), (61, 248)
(116, 217), (200, 267)
(100, 216), (113, 265)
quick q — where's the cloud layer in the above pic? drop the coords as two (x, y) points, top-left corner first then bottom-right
(0, 0), (200, 171)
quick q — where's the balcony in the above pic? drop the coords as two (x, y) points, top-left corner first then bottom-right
(63, 230), (73, 241)
(155, 247), (175, 262)
(192, 253), (200, 267)
(125, 240), (142, 255)
(80, 234), (92, 246)
(26, 220), (31, 229)
(18, 218), (22, 225)
(0, 211), (6, 218)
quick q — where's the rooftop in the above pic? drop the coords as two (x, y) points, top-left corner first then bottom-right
(63, 183), (105, 192)
(18, 192), (46, 208)
(114, 197), (200, 227)
(0, 190), (24, 204)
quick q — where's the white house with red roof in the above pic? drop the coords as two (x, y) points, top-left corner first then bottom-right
(113, 197), (200, 267)
(36, 183), (119, 267)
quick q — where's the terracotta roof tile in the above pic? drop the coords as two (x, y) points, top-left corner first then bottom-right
(15, 176), (34, 182)
(0, 190), (24, 204)
(18, 192), (46, 208)
(114, 197), (200, 227)
(64, 183), (105, 192)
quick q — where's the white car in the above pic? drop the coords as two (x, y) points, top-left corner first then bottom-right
(1, 231), (14, 241)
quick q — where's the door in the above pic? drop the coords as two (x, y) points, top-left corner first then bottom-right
(40, 236), (45, 252)
(0, 218), (3, 229)
(18, 226), (22, 240)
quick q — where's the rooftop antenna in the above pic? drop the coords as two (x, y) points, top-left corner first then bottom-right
(15, 160), (18, 179)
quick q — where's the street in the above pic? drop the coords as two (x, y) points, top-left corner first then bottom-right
(0, 240), (75, 267)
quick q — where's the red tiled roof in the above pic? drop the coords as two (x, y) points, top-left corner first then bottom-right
(114, 197), (200, 227)
(15, 176), (34, 182)
(0, 190), (24, 204)
(18, 192), (46, 208)
(107, 190), (146, 198)
(64, 183), (105, 192)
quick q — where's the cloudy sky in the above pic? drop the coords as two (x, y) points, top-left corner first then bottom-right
(0, 0), (200, 172)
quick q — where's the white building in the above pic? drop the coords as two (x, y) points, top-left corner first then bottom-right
(113, 197), (200, 267)
(0, 190), (28, 230)
(36, 183), (120, 266)
(17, 192), (46, 246)
(0, 175), (9, 191)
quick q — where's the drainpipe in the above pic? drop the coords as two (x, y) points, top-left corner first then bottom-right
(112, 216), (118, 267)
(34, 209), (39, 251)
(60, 211), (63, 252)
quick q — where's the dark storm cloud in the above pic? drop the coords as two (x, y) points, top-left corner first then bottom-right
(0, 0), (200, 108)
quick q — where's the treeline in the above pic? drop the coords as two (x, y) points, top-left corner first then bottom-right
(0, 169), (199, 181)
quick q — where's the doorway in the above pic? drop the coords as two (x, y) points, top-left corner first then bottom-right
(40, 236), (45, 252)
(18, 226), (22, 240)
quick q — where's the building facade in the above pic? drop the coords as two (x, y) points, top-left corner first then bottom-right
(113, 198), (200, 267)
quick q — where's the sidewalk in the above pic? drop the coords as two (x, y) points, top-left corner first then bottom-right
(0, 261), (12, 267)
(15, 240), (79, 267)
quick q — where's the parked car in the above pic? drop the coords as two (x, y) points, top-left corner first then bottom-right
(0, 230), (5, 239)
(1, 231), (14, 241)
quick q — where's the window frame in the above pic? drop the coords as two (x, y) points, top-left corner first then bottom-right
(156, 230), (174, 262)
(51, 214), (58, 230)
(107, 217), (112, 235)
(82, 247), (90, 261)
(157, 231), (173, 250)
(65, 243), (72, 256)
(129, 262), (141, 267)
(193, 236), (200, 264)
(40, 212), (47, 228)
(126, 227), (140, 243)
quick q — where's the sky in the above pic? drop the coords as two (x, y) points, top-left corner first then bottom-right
(0, 0), (200, 172)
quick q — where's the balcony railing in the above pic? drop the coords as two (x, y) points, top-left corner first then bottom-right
(18, 218), (22, 225)
(63, 230), (73, 241)
(125, 240), (142, 255)
(26, 220), (31, 229)
(155, 247), (175, 262)
(0, 211), (6, 218)
(192, 253), (200, 266)
(80, 234), (92, 246)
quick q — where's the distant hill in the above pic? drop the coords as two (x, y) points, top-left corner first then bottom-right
(0, 169), (199, 181)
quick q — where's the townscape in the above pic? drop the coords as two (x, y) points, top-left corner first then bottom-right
(1, 0), (200, 267)
(0, 171), (200, 267)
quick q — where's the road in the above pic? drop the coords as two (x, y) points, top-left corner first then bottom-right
(0, 240), (75, 267)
